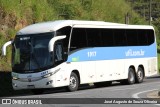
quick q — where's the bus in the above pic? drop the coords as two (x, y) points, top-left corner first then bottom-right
(2, 20), (158, 94)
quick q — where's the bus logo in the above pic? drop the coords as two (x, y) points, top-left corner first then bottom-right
(125, 49), (145, 57)
(27, 75), (32, 82)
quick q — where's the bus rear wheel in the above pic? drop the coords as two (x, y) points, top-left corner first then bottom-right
(136, 67), (144, 83)
(67, 72), (79, 92)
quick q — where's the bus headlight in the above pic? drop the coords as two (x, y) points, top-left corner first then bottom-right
(43, 73), (52, 78)
(12, 77), (19, 80)
(53, 68), (61, 75)
(42, 68), (61, 78)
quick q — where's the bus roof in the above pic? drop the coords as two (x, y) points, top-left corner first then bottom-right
(17, 20), (154, 35)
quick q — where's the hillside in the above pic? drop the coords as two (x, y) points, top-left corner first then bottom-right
(0, 0), (146, 71)
(127, 0), (160, 41)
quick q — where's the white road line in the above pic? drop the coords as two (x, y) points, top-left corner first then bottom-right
(132, 89), (160, 106)
(132, 89), (158, 98)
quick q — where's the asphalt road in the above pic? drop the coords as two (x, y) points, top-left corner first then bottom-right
(1, 76), (160, 107)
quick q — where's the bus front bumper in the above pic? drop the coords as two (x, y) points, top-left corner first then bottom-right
(12, 77), (55, 90)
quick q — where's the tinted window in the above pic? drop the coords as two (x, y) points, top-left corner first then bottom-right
(126, 29), (138, 46)
(101, 29), (114, 46)
(56, 26), (71, 53)
(70, 28), (87, 51)
(70, 28), (155, 51)
(86, 28), (102, 47)
(146, 30), (155, 45)
(137, 29), (148, 45)
(113, 29), (127, 46)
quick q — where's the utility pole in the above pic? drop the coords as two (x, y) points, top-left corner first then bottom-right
(125, 13), (129, 24)
(149, 0), (152, 25)
(143, 6), (145, 20)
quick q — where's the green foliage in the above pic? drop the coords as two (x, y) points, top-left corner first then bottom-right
(0, 32), (11, 71)
(127, 0), (160, 42)
(0, 0), (148, 71)
(7, 29), (17, 39)
(0, 0), (146, 23)
(0, 0), (56, 23)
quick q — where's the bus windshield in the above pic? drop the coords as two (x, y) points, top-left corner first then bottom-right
(12, 32), (54, 73)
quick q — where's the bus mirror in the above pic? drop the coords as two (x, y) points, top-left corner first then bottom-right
(48, 35), (66, 52)
(2, 40), (13, 56)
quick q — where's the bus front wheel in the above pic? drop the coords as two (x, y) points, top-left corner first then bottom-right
(67, 72), (79, 92)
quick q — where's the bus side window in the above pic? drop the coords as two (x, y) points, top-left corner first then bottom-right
(101, 29), (114, 47)
(70, 28), (87, 51)
(126, 29), (138, 46)
(137, 29), (148, 46)
(113, 29), (127, 46)
(85, 28), (102, 47)
(54, 42), (64, 65)
(147, 30), (155, 45)
(56, 26), (71, 60)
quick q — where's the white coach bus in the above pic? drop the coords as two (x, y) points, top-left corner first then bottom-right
(2, 20), (158, 94)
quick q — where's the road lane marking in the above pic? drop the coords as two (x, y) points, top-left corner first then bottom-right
(132, 89), (160, 106)
(132, 89), (158, 98)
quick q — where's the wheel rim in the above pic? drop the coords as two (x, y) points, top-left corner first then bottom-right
(137, 70), (143, 81)
(69, 76), (77, 89)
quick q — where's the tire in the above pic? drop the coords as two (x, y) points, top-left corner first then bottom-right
(67, 72), (79, 92)
(136, 67), (144, 83)
(127, 67), (136, 84)
(31, 89), (44, 95)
